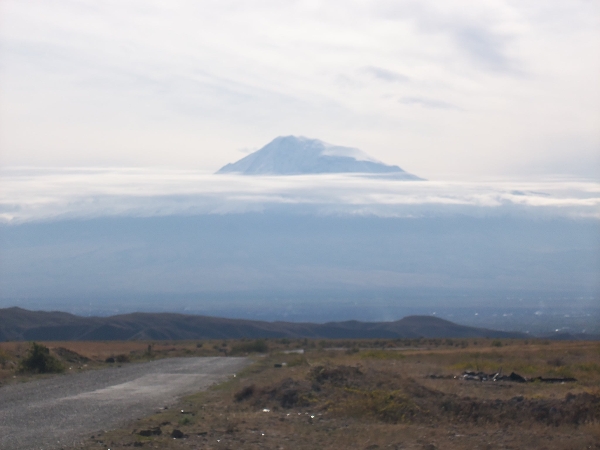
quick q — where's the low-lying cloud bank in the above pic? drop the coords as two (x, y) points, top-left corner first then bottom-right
(1, 168), (598, 223)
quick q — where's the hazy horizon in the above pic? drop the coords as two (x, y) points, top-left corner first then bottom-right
(1, 168), (598, 334)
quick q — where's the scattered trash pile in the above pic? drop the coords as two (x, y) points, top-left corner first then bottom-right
(461, 371), (576, 383)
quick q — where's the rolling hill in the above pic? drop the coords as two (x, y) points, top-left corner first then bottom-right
(0, 307), (527, 341)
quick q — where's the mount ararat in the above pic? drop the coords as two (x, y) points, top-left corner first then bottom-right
(217, 136), (421, 179)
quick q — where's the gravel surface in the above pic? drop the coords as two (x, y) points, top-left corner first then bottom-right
(0, 357), (249, 450)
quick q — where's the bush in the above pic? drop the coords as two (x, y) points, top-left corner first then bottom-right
(0, 348), (10, 368)
(115, 354), (130, 363)
(230, 340), (268, 355)
(179, 417), (192, 426)
(234, 384), (255, 401)
(19, 342), (64, 374)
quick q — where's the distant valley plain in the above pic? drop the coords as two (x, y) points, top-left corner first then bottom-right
(1, 213), (597, 336)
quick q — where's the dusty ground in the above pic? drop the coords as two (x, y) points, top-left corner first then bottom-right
(52, 338), (600, 450)
(0, 356), (248, 450)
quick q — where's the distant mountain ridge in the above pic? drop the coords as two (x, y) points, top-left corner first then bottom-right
(0, 307), (527, 341)
(217, 136), (422, 178)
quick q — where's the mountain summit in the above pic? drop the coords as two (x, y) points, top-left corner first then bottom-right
(217, 136), (421, 178)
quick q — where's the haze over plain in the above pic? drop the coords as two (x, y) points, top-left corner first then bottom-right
(0, 1), (598, 335)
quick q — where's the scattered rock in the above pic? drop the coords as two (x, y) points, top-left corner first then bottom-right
(507, 372), (527, 383)
(531, 376), (577, 383)
(171, 429), (185, 439)
(460, 371), (575, 383)
(138, 427), (161, 437)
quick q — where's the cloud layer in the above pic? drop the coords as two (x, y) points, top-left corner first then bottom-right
(1, 168), (598, 223)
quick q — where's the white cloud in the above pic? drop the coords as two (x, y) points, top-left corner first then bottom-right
(0, 0), (598, 178)
(0, 168), (598, 223)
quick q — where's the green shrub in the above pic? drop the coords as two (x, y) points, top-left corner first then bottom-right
(179, 416), (192, 425)
(491, 340), (503, 347)
(19, 342), (64, 374)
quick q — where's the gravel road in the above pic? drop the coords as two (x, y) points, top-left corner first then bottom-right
(0, 357), (249, 450)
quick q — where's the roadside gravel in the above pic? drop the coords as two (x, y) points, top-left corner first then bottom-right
(0, 357), (249, 450)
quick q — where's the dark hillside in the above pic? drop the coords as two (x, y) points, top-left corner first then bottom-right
(0, 307), (527, 341)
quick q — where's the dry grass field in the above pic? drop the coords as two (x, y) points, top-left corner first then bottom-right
(0, 339), (242, 384)
(2, 338), (600, 449)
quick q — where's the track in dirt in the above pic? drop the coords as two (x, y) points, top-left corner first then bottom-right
(0, 357), (249, 450)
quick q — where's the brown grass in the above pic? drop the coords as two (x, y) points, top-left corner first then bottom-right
(62, 338), (600, 450)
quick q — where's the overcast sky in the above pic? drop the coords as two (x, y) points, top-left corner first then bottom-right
(0, 0), (599, 179)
